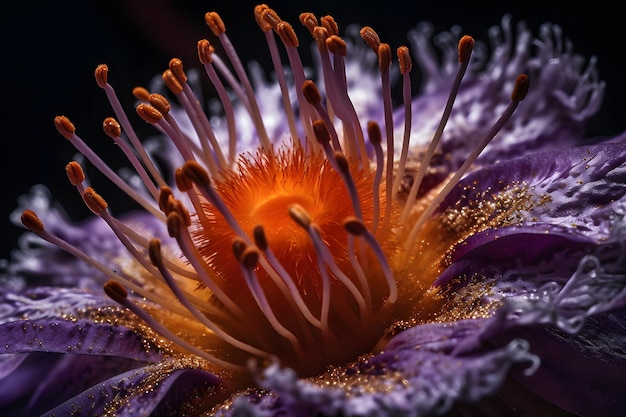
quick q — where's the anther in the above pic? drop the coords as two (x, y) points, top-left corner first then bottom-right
(334, 152), (350, 175)
(102, 117), (122, 138)
(261, 7), (282, 30)
(512, 73), (530, 101)
(65, 161), (85, 186)
(302, 80), (322, 104)
(367, 120), (382, 145)
(205, 12), (226, 36)
(359, 26), (380, 53)
(397, 46), (412, 74)
(327, 35), (347, 56)
(276, 21), (299, 48)
(343, 216), (367, 236)
(232, 238), (246, 261)
(166, 211), (184, 238)
(171, 199), (192, 227)
(20, 210), (44, 233)
(148, 238), (162, 266)
(288, 204), (312, 228)
(162, 69), (183, 95)
(169, 58), (187, 84)
(299, 12), (318, 35)
(197, 39), (214, 64)
(240, 247), (260, 270)
(158, 186), (174, 212)
(103, 280), (128, 302)
(94, 64), (108, 89)
(132, 86), (150, 101)
(83, 187), (108, 214)
(253, 225), (269, 250)
(378, 43), (392, 72)
(320, 15), (338, 36)
(181, 160), (212, 187)
(312, 26), (328, 52)
(136, 103), (163, 124)
(148, 93), (171, 115)
(458, 35), (475, 63)
(254, 4), (272, 32)
(174, 167), (193, 192)
(54, 115), (75, 140)
(312, 119), (332, 144)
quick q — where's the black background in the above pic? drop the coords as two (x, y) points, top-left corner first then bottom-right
(1, 0), (623, 261)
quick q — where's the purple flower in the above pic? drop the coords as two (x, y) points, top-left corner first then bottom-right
(2, 5), (625, 417)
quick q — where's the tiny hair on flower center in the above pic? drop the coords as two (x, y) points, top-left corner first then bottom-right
(25, 5), (529, 378)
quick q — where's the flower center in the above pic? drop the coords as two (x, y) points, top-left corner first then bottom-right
(22, 5), (528, 378)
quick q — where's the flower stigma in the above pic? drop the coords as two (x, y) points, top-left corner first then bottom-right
(21, 5), (530, 379)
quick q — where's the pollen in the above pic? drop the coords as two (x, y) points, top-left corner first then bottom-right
(31, 5), (529, 379)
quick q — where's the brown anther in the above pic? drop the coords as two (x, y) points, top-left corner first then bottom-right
(148, 238), (162, 266)
(102, 117), (122, 138)
(397, 46), (412, 74)
(21, 210), (44, 233)
(327, 35), (347, 56)
(312, 26), (328, 52)
(288, 204), (312, 229)
(458, 35), (475, 63)
(174, 167), (193, 192)
(132, 86), (150, 101)
(378, 43), (392, 72)
(232, 238), (247, 261)
(166, 211), (184, 238)
(169, 58), (187, 84)
(299, 12), (318, 35)
(276, 21), (299, 48)
(253, 225), (268, 250)
(197, 39), (215, 64)
(54, 115), (76, 140)
(320, 15), (338, 37)
(367, 120), (382, 145)
(162, 69), (183, 95)
(171, 199), (191, 227)
(148, 93), (171, 115)
(240, 247), (260, 270)
(165, 194), (177, 215)
(181, 160), (212, 187)
(359, 26), (380, 53)
(343, 216), (367, 236)
(261, 7), (282, 30)
(511, 73), (530, 101)
(254, 4), (272, 32)
(136, 103), (163, 125)
(83, 187), (108, 214)
(334, 152), (350, 175)
(312, 119), (332, 144)
(103, 280), (128, 303)
(158, 186), (174, 212)
(302, 80), (321, 104)
(205, 12), (226, 35)
(65, 161), (85, 186)
(94, 64), (108, 89)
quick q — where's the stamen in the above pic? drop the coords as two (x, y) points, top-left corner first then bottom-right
(403, 74), (530, 256)
(343, 217), (397, 303)
(103, 280), (244, 371)
(132, 86), (150, 102)
(359, 26), (380, 53)
(390, 46), (413, 205)
(148, 239), (268, 357)
(234, 243), (303, 353)
(65, 161), (85, 188)
(400, 35), (475, 223)
(367, 121), (384, 233)
(303, 81), (342, 151)
(94, 64), (167, 190)
(298, 12), (318, 35)
(334, 152), (363, 220)
(205, 11), (272, 151)
(377, 42), (395, 232)
(320, 15), (339, 37)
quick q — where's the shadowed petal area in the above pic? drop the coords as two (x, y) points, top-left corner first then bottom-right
(43, 365), (223, 417)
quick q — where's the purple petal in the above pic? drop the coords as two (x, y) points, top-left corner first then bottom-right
(43, 363), (221, 417)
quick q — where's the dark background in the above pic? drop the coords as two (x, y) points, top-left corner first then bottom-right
(1, 0), (623, 262)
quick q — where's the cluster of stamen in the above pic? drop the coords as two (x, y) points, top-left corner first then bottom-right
(22, 5), (528, 376)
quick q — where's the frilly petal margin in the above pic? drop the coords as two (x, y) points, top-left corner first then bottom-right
(43, 365), (223, 417)
(216, 322), (539, 417)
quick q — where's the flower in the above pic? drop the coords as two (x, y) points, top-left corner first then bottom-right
(2, 4), (625, 417)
